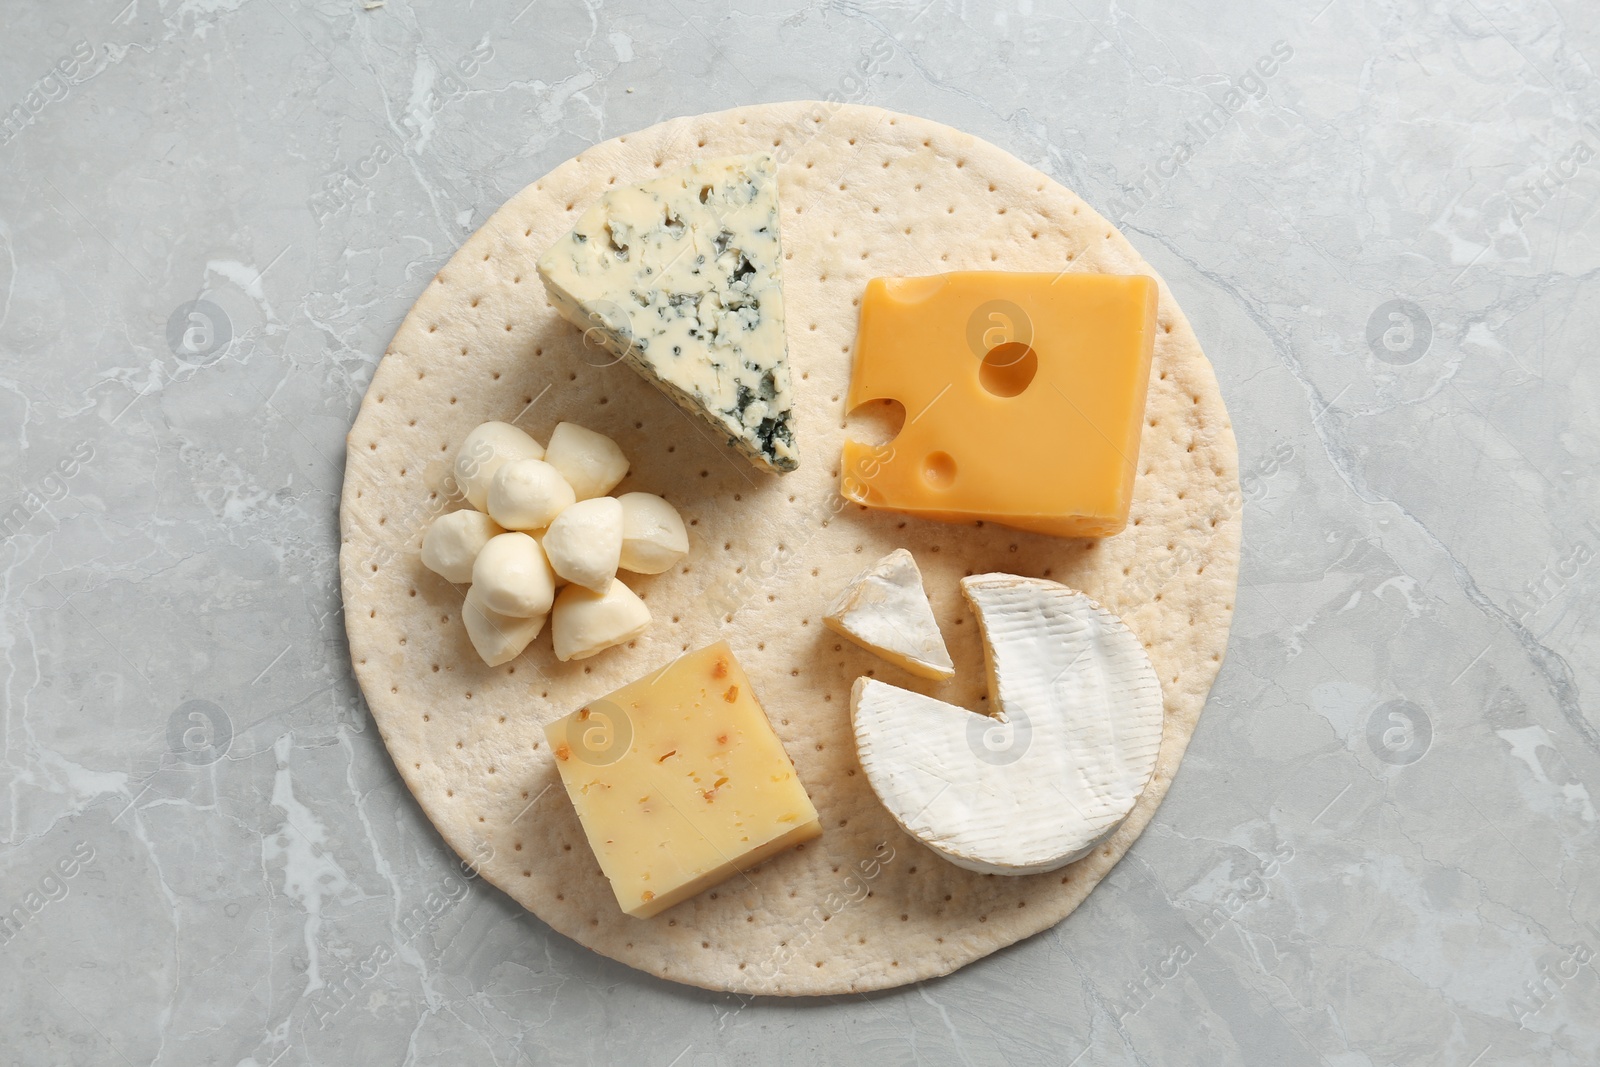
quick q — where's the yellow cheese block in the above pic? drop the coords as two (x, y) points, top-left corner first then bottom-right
(841, 272), (1159, 538)
(544, 642), (821, 919)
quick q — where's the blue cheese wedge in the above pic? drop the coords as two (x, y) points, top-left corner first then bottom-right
(537, 154), (798, 473)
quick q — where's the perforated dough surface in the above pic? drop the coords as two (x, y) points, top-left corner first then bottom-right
(339, 102), (1241, 996)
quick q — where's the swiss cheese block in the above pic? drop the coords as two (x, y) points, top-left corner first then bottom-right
(841, 272), (1159, 538)
(544, 642), (821, 919)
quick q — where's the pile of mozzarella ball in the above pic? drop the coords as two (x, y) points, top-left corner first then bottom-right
(419, 421), (689, 666)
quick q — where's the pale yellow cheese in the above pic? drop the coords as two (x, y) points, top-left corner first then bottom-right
(544, 642), (821, 919)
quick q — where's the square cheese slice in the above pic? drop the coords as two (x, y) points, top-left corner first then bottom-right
(544, 642), (821, 919)
(841, 272), (1159, 538)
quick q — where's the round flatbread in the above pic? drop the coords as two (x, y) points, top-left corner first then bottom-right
(339, 102), (1241, 995)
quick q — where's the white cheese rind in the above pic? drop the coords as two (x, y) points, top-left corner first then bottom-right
(851, 574), (1164, 875)
(824, 548), (954, 681)
(536, 154), (797, 473)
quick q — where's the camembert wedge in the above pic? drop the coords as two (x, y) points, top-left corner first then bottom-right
(537, 154), (798, 473)
(824, 549), (954, 681)
(851, 574), (1163, 875)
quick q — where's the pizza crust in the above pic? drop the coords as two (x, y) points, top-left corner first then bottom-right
(339, 102), (1241, 995)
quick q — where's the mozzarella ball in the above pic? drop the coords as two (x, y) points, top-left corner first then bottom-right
(454, 422), (545, 512)
(487, 458), (575, 531)
(551, 579), (651, 661)
(616, 492), (689, 574)
(543, 422), (629, 500)
(470, 532), (556, 618)
(542, 497), (624, 592)
(420, 509), (504, 583)
(462, 587), (546, 667)
(531, 532), (568, 588)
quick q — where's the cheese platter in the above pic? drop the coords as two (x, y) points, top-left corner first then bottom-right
(339, 102), (1241, 995)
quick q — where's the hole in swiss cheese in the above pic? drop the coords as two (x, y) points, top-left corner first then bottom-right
(923, 451), (957, 488)
(980, 342), (1038, 397)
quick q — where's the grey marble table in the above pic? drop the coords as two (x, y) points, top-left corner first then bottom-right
(3, 1), (1597, 1064)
